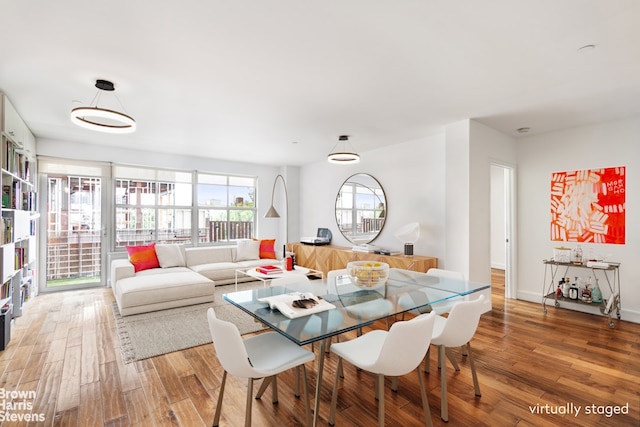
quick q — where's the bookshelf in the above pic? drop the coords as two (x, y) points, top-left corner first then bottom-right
(1, 93), (38, 338)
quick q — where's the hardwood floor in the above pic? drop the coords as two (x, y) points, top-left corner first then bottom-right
(1, 269), (638, 426)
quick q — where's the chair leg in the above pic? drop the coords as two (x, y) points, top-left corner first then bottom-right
(391, 376), (398, 392)
(295, 366), (301, 397)
(466, 341), (482, 397)
(212, 370), (227, 427)
(424, 347), (431, 374)
(301, 364), (311, 427)
(325, 336), (333, 353)
(329, 358), (343, 426)
(416, 368), (433, 427)
(255, 376), (272, 400)
(271, 375), (279, 404)
(461, 344), (468, 356)
(446, 348), (460, 371)
(246, 378), (254, 427)
(377, 374), (385, 427)
(439, 345), (448, 422)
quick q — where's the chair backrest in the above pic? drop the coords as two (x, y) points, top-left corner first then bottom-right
(207, 307), (259, 378)
(327, 269), (349, 294)
(433, 295), (485, 347)
(369, 311), (437, 377)
(426, 268), (465, 280)
(270, 275), (311, 291)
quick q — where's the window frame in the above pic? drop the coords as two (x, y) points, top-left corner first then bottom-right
(112, 165), (257, 249)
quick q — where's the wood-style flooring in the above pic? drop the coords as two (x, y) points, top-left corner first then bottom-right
(0, 269), (638, 426)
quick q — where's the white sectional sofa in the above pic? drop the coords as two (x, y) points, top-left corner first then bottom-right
(111, 241), (280, 316)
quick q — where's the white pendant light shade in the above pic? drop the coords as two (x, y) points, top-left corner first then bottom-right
(328, 135), (360, 164)
(70, 106), (136, 134)
(70, 79), (136, 134)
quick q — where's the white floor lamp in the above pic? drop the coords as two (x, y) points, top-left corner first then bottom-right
(264, 174), (289, 251)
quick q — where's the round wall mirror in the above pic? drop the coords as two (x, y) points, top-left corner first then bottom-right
(335, 173), (386, 244)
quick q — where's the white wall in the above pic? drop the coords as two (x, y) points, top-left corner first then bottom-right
(443, 120), (517, 284)
(299, 134), (447, 262)
(516, 117), (640, 323)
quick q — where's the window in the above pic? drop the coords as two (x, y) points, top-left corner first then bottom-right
(114, 166), (193, 247)
(198, 173), (256, 243)
(113, 166), (257, 248)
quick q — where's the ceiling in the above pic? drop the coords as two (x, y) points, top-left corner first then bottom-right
(1, 1), (639, 166)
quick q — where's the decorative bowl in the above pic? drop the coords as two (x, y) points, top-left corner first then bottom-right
(347, 261), (389, 290)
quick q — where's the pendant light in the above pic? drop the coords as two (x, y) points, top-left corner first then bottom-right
(328, 135), (360, 164)
(70, 79), (136, 134)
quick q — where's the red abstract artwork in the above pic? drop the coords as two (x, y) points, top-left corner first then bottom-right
(550, 166), (625, 244)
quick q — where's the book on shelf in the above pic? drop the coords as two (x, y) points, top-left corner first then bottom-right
(257, 292), (335, 319)
(257, 265), (283, 275)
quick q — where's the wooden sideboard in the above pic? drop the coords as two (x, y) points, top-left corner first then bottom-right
(287, 243), (438, 277)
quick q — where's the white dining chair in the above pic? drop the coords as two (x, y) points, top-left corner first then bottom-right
(425, 294), (485, 422)
(328, 310), (437, 427)
(207, 307), (315, 427)
(328, 268), (392, 335)
(398, 268), (466, 316)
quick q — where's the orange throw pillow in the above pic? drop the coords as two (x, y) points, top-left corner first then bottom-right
(126, 243), (160, 272)
(256, 238), (277, 259)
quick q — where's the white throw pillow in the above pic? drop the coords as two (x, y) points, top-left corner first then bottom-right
(155, 244), (187, 268)
(236, 239), (260, 261)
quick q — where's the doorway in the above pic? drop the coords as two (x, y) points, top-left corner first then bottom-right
(490, 163), (515, 299)
(38, 159), (110, 291)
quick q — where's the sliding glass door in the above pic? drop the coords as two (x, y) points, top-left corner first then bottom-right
(38, 159), (110, 291)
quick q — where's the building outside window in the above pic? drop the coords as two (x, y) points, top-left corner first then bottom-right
(114, 166), (256, 248)
(197, 173), (256, 243)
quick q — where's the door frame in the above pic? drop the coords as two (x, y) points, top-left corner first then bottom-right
(490, 161), (517, 299)
(37, 158), (112, 292)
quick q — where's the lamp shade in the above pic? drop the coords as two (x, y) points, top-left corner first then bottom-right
(395, 222), (420, 256)
(264, 205), (280, 218)
(70, 79), (136, 134)
(394, 222), (420, 243)
(327, 135), (360, 164)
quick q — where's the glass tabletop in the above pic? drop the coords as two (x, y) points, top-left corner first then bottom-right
(223, 268), (490, 346)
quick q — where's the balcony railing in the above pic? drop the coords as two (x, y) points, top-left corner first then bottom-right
(47, 221), (255, 280)
(47, 230), (101, 280)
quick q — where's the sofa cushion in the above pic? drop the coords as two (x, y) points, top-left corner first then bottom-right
(189, 262), (239, 281)
(185, 246), (234, 266)
(116, 269), (214, 310)
(236, 239), (260, 261)
(135, 266), (192, 276)
(155, 244), (187, 268)
(257, 238), (277, 259)
(126, 243), (160, 272)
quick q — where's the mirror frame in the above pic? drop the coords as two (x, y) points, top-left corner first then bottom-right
(335, 173), (387, 244)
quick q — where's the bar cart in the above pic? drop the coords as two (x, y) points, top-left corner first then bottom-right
(542, 259), (621, 328)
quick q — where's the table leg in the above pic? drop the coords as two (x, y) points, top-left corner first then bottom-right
(313, 339), (327, 427)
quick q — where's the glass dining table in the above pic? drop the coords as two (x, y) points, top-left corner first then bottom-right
(223, 268), (490, 427)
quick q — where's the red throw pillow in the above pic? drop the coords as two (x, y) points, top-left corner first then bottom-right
(255, 238), (276, 259)
(126, 243), (160, 272)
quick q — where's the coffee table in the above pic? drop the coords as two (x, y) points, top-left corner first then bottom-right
(234, 265), (323, 290)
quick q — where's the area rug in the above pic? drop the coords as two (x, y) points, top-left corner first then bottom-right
(113, 281), (266, 363)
